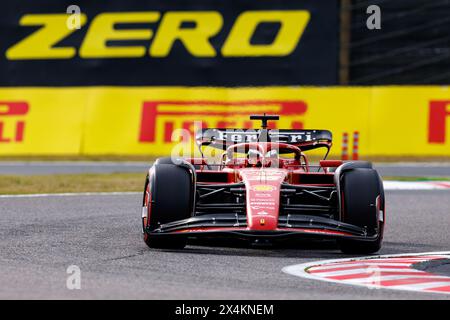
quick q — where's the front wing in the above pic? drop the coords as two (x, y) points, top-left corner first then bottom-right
(144, 214), (379, 242)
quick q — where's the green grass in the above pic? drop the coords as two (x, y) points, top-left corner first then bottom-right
(0, 173), (448, 195)
(0, 155), (158, 162)
(0, 173), (145, 195)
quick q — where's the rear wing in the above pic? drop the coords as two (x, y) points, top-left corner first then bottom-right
(195, 128), (332, 151)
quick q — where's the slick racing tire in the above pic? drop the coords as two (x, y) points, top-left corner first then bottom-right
(142, 159), (194, 249)
(337, 168), (384, 254)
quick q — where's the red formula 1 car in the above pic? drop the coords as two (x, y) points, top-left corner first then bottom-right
(141, 115), (385, 253)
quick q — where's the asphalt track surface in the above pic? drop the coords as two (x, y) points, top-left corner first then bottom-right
(0, 190), (449, 299)
(0, 161), (450, 177)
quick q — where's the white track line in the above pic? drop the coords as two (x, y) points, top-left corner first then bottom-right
(0, 161), (149, 167)
(387, 282), (450, 291)
(282, 251), (450, 295)
(0, 192), (140, 198)
(0, 161), (448, 167)
(310, 268), (424, 277)
(309, 262), (416, 270)
(375, 162), (450, 167)
(383, 181), (450, 190)
(0, 181), (448, 199)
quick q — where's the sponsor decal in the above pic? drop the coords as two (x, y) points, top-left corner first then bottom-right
(247, 176), (284, 181)
(250, 204), (276, 210)
(210, 130), (315, 143)
(0, 101), (29, 143)
(139, 100), (307, 143)
(251, 199), (275, 203)
(255, 193), (271, 198)
(251, 185), (276, 192)
(428, 100), (450, 144)
(0, 86), (448, 156)
(0, 1), (338, 86)
(6, 11), (310, 60)
(250, 203), (276, 211)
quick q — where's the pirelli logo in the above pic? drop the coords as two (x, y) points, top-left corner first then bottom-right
(139, 100), (307, 143)
(6, 10), (310, 60)
(0, 101), (29, 143)
(428, 100), (450, 144)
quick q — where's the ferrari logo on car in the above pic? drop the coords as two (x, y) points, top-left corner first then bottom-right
(259, 219), (266, 226)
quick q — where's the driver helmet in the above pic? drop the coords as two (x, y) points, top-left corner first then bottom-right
(247, 149), (263, 167)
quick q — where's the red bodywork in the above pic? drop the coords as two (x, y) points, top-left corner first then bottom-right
(144, 126), (382, 244)
(176, 142), (347, 238)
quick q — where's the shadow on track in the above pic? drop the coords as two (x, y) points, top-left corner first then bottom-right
(141, 239), (442, 260)
(148, 238), (361, 259)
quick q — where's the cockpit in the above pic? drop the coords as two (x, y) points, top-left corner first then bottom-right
(222, 142), (308, 169)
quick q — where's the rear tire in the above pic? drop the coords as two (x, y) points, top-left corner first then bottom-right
(338, 168), (384, 254)
(142, 161), (194, 249)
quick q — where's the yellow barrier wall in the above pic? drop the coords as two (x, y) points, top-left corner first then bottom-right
(0, 86), (449, 156)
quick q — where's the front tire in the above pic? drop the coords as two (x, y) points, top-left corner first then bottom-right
(142, 160), (194, 249)
(338, 168), (384, 254)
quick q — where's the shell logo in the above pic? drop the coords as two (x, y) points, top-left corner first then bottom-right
(252, 185), (276, 192)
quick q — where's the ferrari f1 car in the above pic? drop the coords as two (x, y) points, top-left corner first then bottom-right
(141, 115), (385, 253)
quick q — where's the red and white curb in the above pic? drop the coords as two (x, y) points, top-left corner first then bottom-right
(283, 251), (450, 295)
(383, 181), (450, 190)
